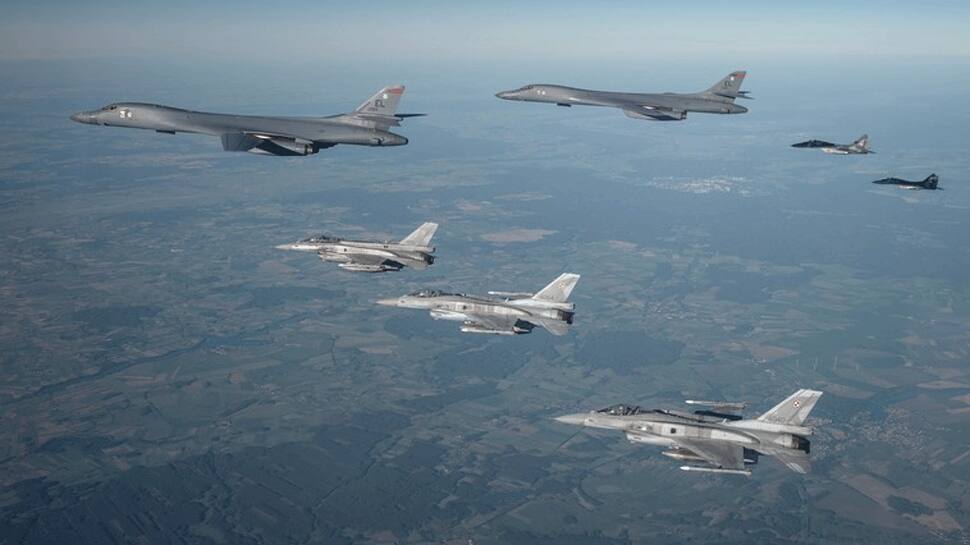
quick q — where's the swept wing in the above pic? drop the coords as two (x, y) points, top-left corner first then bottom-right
(668, 438), (746, 471)
(460, 313), (522, 334)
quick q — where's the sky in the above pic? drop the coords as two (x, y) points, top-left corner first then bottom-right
(2, 1), (970, 64)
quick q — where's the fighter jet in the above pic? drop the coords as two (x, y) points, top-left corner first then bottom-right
(872, 173), (940, 190)
(791, 134), (873, 154)
(276, 222), (438, 273)
(376, 273), (580, 335)
(555, 389), (824, 476)
(69, 86), (422, 156)
(495, 71), (750, 121)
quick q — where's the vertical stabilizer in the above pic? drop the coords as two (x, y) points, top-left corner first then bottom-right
(532, 273), (580, 304)
(850, 134), (870, 152)
(704, 71), (748, 101)
(757, 389), (823, 426)
(399, 222), (438, 247)
(355, 85), (405, 117)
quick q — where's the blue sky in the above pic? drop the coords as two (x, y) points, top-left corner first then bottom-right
(2, 1), (970, 63)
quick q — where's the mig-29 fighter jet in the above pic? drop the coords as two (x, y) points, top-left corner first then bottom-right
(791, 134), (873, 154)
(555, 389), (824, 476)
(70, 86), (422, 156)
(276, 222), (438, 272)
(872, 173), (940, 190)
(376, 273), (580, 336)
(495, 71), (750, 121)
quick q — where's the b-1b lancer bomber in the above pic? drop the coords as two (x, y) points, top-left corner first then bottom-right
(873, 173), (940, 190)
(276, 222), (438, 272)
(555, 389), (824, 476)
(495, 71), (750, 121)
(376, 273), (580, 336)
(791, 134), (873, 155)
(70, 86), (422, 156)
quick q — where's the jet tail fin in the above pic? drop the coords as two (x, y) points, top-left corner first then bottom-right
(399, 222), (438, 247)
(851, 134), (870, 152)
(757, 389), (823, 426)
(532, 273), (580, 304)
(704, 71), (748, 101)
(355, 85), (406, 117)
(923, 174), (939, 189)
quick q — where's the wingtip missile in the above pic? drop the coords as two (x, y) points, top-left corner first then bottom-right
(685, 400), (747, 411)
(679, 465), (752, 477)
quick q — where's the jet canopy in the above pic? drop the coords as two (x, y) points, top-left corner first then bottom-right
(302, 235), (339, 243)
(407, 289), (458, 298)
(597, 404), (643, 416)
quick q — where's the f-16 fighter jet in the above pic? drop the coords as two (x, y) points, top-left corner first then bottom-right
(376, 273), (580, 335)
(276, 222), (438, 272)
(495, 71), (750, 121)
(791, 134), (873, 154)
(70, 86), (422, 156)
(555, 389), (824, 476)
(872, 173), (940, 190)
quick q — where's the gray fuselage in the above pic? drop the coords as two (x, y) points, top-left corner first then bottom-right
(278, 237), (434, 272)
(71, 103), (407, 151)
(555, 408), (811, 472)
(496, 85), (747, 117)
(376, 292), (573, 335)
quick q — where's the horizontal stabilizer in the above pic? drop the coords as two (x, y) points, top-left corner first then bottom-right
(713, 90), (753, 100)
(531, 317), (570, 336)
(773, 449), (812, 474)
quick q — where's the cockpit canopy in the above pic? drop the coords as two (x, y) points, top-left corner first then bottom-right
(407, 289), (464, 298)
(102, 104), (120, 111)
(597, 404), (642, 416)
(408, 289), (444, 298)
(303, 235), (338, 243)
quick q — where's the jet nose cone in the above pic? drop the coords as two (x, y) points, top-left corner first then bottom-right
(380, 134), (408, 146)
(275, 243), (296, 251)
(375, 298), (400, 307)
(554, 413), (588, 426)
(70, 111), (96, 124)
(495, 91), (511, 99)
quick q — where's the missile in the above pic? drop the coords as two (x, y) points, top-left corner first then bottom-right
(685, 400), (747, 411)
(460, 326), (517, 335)
(679, 465), (751, 477)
